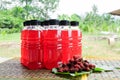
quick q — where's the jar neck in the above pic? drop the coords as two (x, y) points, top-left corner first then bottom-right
(43, 25), (49, 30)
(71, 26), (79, 30)
(38, 25), (44, 30)
(26, 25), (39, 30)
(60, 26), (70, 30)
(48, 25), (58, 30)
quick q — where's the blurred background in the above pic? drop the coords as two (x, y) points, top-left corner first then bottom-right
(0, 0), (120, 62)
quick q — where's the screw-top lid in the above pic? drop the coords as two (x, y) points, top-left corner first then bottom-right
(59, 20), (70, 26)
(70, 21), (79, 26)
(30, 20), (39, 25)
(43, 20), (49, 26)
(23, 20), (31, 26)
(49, 19), (59, 25)
(41, 21), (44, 26)
(37, 20), (41, 25)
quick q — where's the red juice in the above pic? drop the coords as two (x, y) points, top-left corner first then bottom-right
(43, 19), (61, 70)
(21, 21), (30, 64)
(70, 21), (82, 58)
(71, 30), (82, 57)
(21, 30), (26, 64)
(21, 20), (43, 70)
(59, 20), (71, 63)
(61, 30), (71, 63)
(44, 30), (61, 69)
(40, 20), (49, 68)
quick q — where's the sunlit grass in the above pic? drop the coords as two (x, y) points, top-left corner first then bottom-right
(0, 33), (21, 58)
(0, 33), (120, 60)
(0, 33), (20, 43)
(82, 34), (120, 59)
(0, 46), (20, 58)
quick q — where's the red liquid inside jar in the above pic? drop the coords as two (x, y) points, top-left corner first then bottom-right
(71, 30), (82, 58)
(61, 30), (71, 63)
(44, 30), (61, 70)
(21, 30), (43, 70)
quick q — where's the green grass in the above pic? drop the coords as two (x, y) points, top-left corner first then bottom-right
(0, 32), (120, 59)
(82, 33), (120, 59)
(0, 33), (21, 58)
(0, 33), (20, 43)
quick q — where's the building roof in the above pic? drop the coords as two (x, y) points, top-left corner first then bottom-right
(109, 9), (120, 16)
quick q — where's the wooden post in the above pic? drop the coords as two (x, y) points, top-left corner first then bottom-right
(108, 37), (115, 46)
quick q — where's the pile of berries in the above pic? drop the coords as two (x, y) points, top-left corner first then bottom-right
(57, 55), (95, 73)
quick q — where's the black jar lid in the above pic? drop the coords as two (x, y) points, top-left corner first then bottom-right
(37, 20), (41, 25)
(41, 21), (44, 26)
(43, 20), (49, 26)
(23, 20), (31, 26)
(30, 20), (39, 25)
(49, 19), (59, 25)
(59, 20), (70, 26)
(70, 21), (79, 26)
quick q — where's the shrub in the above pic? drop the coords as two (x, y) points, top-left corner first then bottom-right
(0, 11), (23, 34)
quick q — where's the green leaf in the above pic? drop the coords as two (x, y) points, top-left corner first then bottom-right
(92, 67), (104, 72)
(56, 72), (70, 75)
(70, 71), (91, 77)
(52, 68), (91, 77)
(116, 67), (120, 70)
(93, 66), (114, 72)
(100, 66), (114, 72)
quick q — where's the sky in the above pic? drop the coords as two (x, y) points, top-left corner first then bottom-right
(51, 0), (120, 18)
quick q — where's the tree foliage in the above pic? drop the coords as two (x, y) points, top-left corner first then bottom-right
(15, 0), (59, 20)
(0, 2), (120, 34)
(0, 0), (12, 10)
(58, 5), (120, 33)
(39, 0), (59, 20)
(0, 10), (23, 34)
(0, 0), (59, 33)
